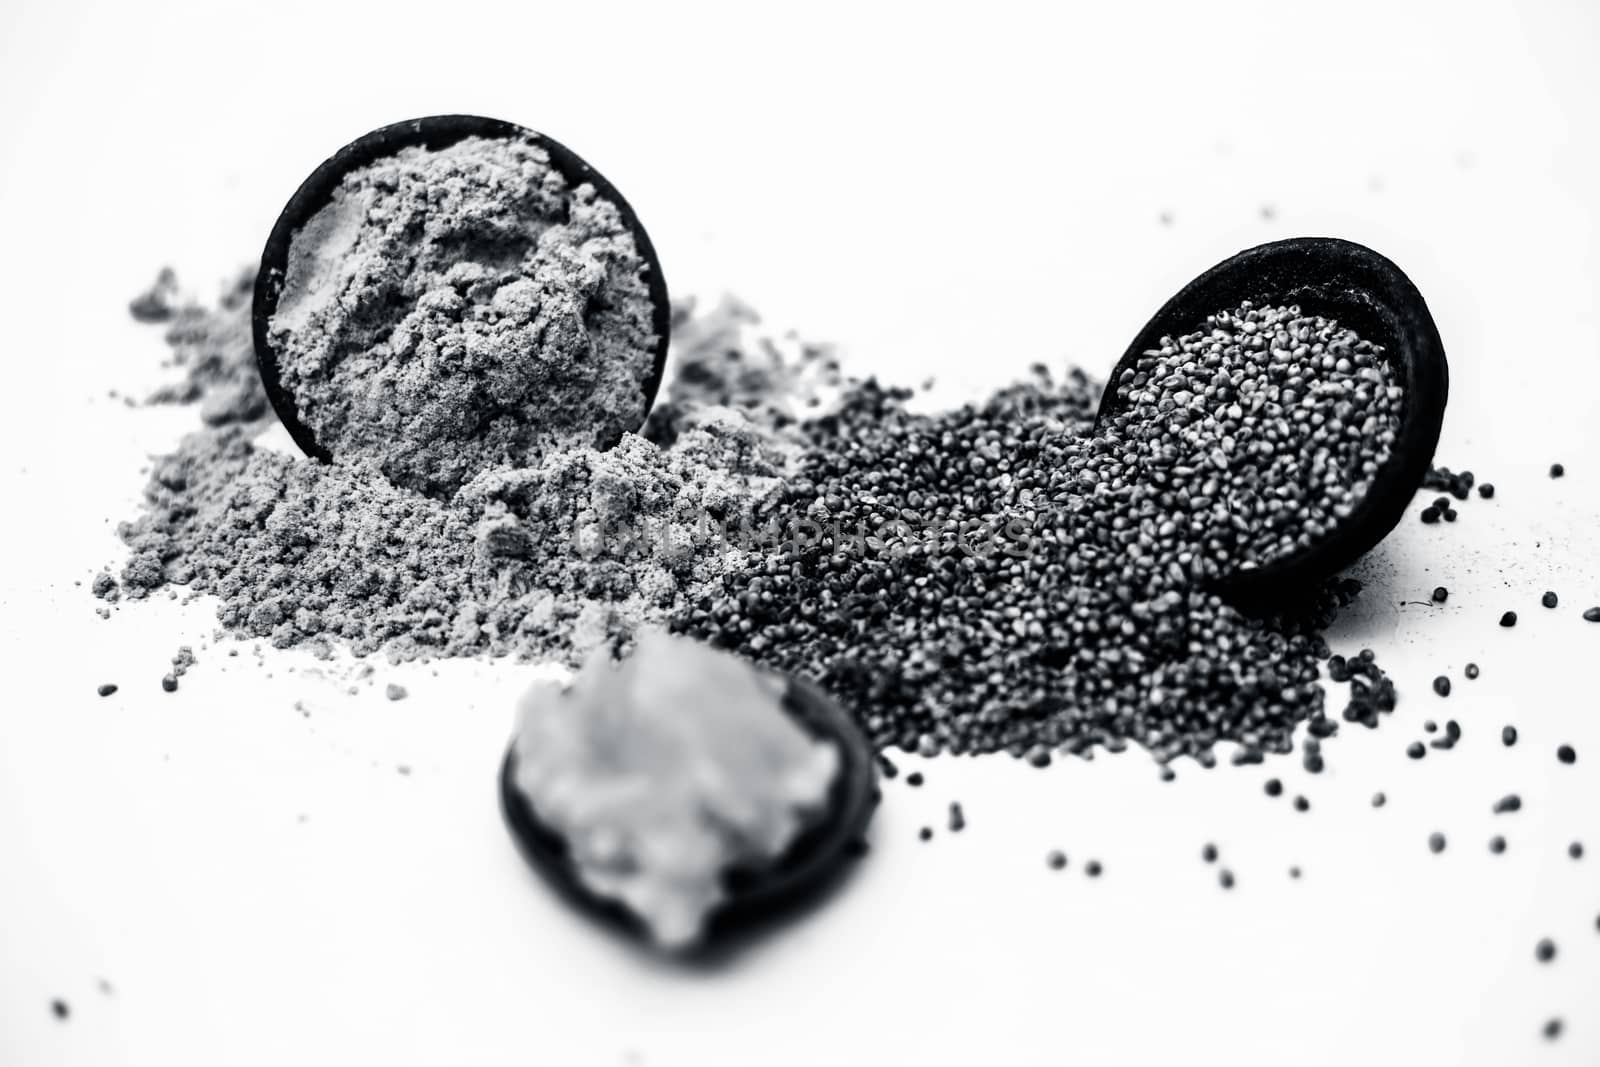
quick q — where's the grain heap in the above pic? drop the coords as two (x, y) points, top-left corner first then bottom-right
(676, 302), (1402, 761)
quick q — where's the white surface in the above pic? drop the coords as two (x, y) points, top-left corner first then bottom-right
(2, 1), (1599, 1064)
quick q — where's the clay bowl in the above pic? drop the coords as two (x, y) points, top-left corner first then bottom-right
(250, 114), (671, 463)
(1096, 237), (1448, 606)
(499, 674), (879, 956)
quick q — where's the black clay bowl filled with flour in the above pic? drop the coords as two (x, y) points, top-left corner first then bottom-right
(1097, 237), (1448, 606)
(252, 115), (671, 497)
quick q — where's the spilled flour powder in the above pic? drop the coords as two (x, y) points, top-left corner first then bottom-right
(107, 280), (812, 663)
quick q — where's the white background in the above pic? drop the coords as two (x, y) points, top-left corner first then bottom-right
(2, 1), (1599, 1064)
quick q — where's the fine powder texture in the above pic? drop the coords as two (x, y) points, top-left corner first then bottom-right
(114, 284), (797, 664)
(270, 136), (658, 497)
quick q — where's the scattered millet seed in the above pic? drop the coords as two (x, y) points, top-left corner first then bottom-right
(50, 1000), (69, 1021)
(1289, 866), (1302, 879)
(918, 827), (933, 842)
(1493, 794), (1522, 814)
(1489, 836), (1507, 854)
(1502, 726), (1518, 746)
(906, 772), (924, 787)
(1159, 766), (1177, 782)
(1535, 938), (1555, 963)
(948, 803), (966, 833)
(1543, 1018), (1563, 1042)
(96, 683), (117, 697)
(1432, 586), (1448, 603)
(1424, 720), (1438, 733)
(1557, 745), (1576, 764)
(1407, 741), (1426, 760)
(1293, 795), (1310, 812)
(1084, 860), (1102, 878)
(160, 674), (177, 692)
(1550, 463), (1564, 478)
(1264, 778), (1283, 797)
(1443, 508), (1457, 523)
(1218, 869), (1235, 890)
(1420, 506), (1441, 525)
(876, 755), (899, 780)
(1202, 843), (1219, 863)
(385, 683), (408, 701)
(1542, 591), (1559, 609)
(1500, 611), (1518, 627)
(1371, 792), (1387, 808)
(1465, 663), (1480, 679)
(1046, 850), (1067, 870)
(1433, 675), (1451, 697)
(1428, 832), (1447, 854)
(681, 302), (1397, 763)
(1570, 842), (1584, 860)
(1584, 607), (1600, 622)
(1477, 483), (1495, 499)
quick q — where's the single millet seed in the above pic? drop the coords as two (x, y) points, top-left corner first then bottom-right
(1500, 611), (1518, 627)
(1264, 778), (1283, 797)
(1433, 675), (1451, 697)
(1542, 591), (1558, 608)
(97, 684), (117, 697)
(1557, 745), (1576, 764)
(1371, 792), (1387, 808)
(1202, 843), (1219, 863)
(1046, 850), (1067, 870)
(1549, 463), (1564, 478)
(1428, 832), (1447, 854)
(1407, 742), (1426, 760)
(1432, 586), (1448, 603)
(1489, 835), (1506, 854)
(1465, 663), (1480, 679)
(1493, 794), (1522, 814)
(1502, 725), (1518, 746)
(1535, 938), (1556, 962)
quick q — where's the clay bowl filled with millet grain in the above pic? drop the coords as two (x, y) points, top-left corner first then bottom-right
(250, 113), (673, 465)
(1097, 237), (1448, 607)
(499, 675), (880, 956)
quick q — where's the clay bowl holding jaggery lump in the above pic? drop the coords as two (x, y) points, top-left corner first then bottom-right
(499, 675), (879, 958)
